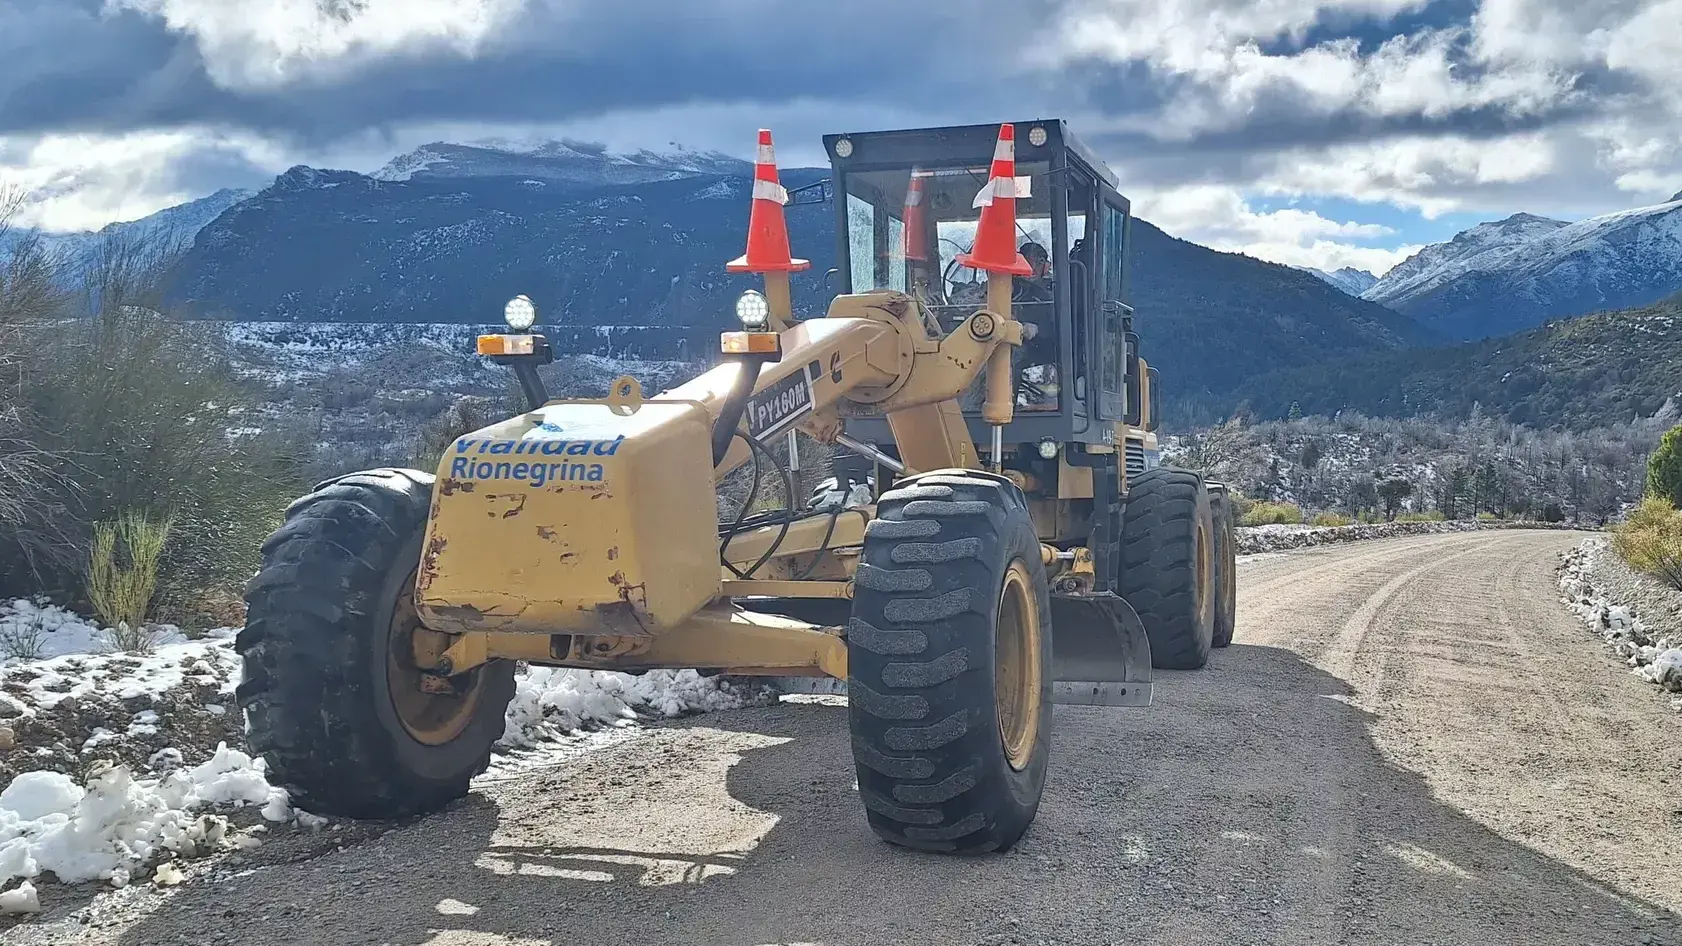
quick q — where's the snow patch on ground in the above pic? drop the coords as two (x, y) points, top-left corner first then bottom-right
(0, 599), (191, 663)
(501, 668), (768, 749)
(1558, 538), (1682, 708)
(0, 746), (310, 897)
(0, 599), (772, 909)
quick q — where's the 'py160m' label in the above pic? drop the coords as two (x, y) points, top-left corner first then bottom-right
(746, 371), (813, 439)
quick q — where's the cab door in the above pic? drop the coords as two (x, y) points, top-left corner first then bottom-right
(1095, 188), (1131, 422)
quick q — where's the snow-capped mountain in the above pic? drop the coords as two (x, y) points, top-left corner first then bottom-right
(1362, 197), (1682, 339)
(1302, 266), (1378, 296)
(372, 139), (752, 187)
(0, 188), (254, 267)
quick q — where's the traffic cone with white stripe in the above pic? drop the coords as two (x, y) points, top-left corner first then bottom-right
(902, 169), (931, 262)
(727, 129), (810, 274)
(956, 124), (1034, 277)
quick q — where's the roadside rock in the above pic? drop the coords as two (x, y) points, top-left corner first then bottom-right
(1559, 538), (1682, 703)
(1236, 518), (1574, 555)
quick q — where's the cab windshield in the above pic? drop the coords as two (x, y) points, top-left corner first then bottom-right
(842, 162), (1081, 413)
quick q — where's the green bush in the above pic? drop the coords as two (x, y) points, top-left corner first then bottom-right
(1647, 423), (1682, 508)
(1312, 512), (1353, 527)
(1240, 501), (1303, 526)
(1611, 497), (1682, 590)
(1476, 511), (1498, 522)
(87, 513), (174, 652)
(1398, 510), (1448, 522)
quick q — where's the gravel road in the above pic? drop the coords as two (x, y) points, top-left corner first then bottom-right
(10, 530), (1682, 946)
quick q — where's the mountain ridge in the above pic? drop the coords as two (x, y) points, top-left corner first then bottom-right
(1361, 197), (1682, 340)
(1302, 266), (1378, 296)
(371, 140), (751, 187)
(1236, 294), (1682, 429)
(158, 146), (1435, 411)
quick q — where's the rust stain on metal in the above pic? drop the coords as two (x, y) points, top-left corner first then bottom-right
(417, 535), (447, 592)
(606, 570), (649, 612)
(501, 493), (528, 519)
(559, 552), (578, 564)
(440, 478), (475, 495)
(607, 546), (619, 561)
(427, 602), (517, 627)
(537, 525), (557, 541)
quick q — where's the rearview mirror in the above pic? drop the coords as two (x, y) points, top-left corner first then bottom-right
(1146, 366), (1161, 433)
(1123, 331), (1142, 427)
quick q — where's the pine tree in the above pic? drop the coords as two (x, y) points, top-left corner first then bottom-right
(1648, 423), (1682, 508)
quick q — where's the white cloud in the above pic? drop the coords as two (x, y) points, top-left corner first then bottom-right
(0, 129), (296, 232)
(104, 0), (527, 88)
(1043, 1), (1576, 142)
(5, 0), (1678, 271)
(1134, 183), (1419, 275)
(1249, 132), (1559, 217)
(1045, 0), (1681, 220)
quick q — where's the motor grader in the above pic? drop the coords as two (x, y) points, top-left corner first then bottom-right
(237, 120), (1237, 854)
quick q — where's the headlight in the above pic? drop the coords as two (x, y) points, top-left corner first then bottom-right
(736, 290), (771, 330)
(504, 294), (537, 332)
(1028, 125), (1049, 148)
(1037, 439), (1060, 460)
(834, 137), (854, 158)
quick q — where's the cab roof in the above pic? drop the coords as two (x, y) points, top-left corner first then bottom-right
(822, 119), (1119, 190)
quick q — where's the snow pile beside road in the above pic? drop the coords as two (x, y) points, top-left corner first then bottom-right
(0, 598), (771, 908)
(1236, 518), (1571, 554)
(501, 668), (771, 749)
(1558, 538), (1682, 707)
(0, 745), (317, 898)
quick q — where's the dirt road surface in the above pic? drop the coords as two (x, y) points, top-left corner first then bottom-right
(9, 530), (1682, 946)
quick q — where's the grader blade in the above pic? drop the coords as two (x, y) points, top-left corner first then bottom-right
(1049, 591), (1153, 707)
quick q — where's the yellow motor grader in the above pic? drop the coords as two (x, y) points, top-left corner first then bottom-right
(237, 120), (1237, 854)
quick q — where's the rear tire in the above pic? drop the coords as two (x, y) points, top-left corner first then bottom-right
(1118, 468), (1216, 670)
(847, 471), (1052, 853)
(1210, 489), (1237, 648)
(237, 468), (515, 820)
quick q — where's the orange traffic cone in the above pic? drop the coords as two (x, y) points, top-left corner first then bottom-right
(902, 170), (931, 262)
(727, 129), (810, 274)
(956, 124), (1033, 277)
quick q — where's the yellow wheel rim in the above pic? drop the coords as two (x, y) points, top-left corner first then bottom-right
(1196, 514), (1215, 628)
(994, 560), (1044, 772)
(386, 571), (484, 746)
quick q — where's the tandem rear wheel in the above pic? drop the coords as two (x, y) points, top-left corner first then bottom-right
(1118, 467), (1218, 670)
(846, 471), (1053, 854)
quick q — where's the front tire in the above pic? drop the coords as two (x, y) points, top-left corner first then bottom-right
(237, 468), (515, 820)
(847, 472), (1053, 853)
(1118, 468), (1216, 670)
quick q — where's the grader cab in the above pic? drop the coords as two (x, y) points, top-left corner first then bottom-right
(236, 121), (1238, 854)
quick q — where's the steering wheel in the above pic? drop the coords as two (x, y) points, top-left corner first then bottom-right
(942, 244), (1037, 305)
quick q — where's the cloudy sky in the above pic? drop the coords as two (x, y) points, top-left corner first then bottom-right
(2, 0), (1679, 275)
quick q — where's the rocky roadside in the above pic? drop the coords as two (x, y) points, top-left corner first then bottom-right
(1558, 537), (1682, 709)
(1235, 518), (1576, 554)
